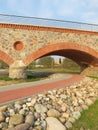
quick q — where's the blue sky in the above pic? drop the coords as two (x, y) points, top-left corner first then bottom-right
(0, 0), (98, 24)
(0, 0), (98, 60)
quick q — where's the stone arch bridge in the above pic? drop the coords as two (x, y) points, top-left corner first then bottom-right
(0, 14), (98, 78)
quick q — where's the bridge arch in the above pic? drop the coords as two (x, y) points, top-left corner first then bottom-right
(0, 50), (14, 66)
(23, 42), (98, 67)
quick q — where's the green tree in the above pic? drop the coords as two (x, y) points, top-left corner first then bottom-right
(28, 61), (36, 69)
(38, 56), (54, 68)
(0, 60), (8, 69)
(62, 58), (79, 69)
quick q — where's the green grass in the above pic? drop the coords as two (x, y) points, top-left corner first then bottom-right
(0, 77), (12, 81)
(88, 76), (98, 80)
(69, 99), (98, 130)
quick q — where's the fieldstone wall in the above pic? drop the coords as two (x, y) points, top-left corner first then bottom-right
(0, 25), (98, 62)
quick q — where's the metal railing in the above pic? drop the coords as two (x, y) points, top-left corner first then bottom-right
(0, 14), (98, 32)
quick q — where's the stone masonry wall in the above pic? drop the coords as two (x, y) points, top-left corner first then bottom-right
(0, 25), (98, 65)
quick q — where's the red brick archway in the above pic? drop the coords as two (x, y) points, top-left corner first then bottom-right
(0, 50), (14, 66)
(23, 42), (98, 66)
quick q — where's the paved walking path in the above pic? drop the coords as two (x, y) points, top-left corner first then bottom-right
(0, 74), (83, 105)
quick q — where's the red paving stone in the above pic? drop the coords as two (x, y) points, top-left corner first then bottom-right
(0, 74), (83, 104)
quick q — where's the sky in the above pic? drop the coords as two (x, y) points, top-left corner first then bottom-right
(0, 0), (98, 24)
(0, 0), (98, 60)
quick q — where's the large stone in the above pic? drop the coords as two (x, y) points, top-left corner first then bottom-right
(72, 111), (81, 120)
(46, 117), (66, 130)
(61, 103), (67, 112)
(47, 109), (61, 117)
(0, 112), (5, 123)
(9, 114), (24, 125)
(34, 104), (48, 113)
(68, 117), (76, 124)
(15, 123), (30, 130)
(62, 113), (69, 119)
(0, 105), (7, 112)
(7, 128), (15, 130)
(25, 114), (34, 126)
(85, 99), (93, 106)
(65, 121), (72, 129)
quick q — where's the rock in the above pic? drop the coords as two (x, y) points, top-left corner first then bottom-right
(6, 117), (10, 123)
(31, 97), (37, 105)
(82, 105), (88, 110)
(7, 128), (15, 130)
(0, 123), (2, 129)
(0, 112), (5, 122)
(85, 99), (93, 106)
(29, 127), (33, 130)
(80, 126), (85, 130)
(15, 100), (25, 105)
(27, 97), (32, 102)
(41, 120), (47, 130)
(75, 91), (82, 97)
(47, 109), (60, 117)
(15, 123), (30, 130)
(14, 103), (21, 110)
(0, 122), (8, 129)
(35, 125), (42, 130)
(22, 104), (27, 109)
(9, 114), (24, 125)
(34, 104), (48, 113)
(34, 120), (40, 126)
(26, 102), (33, 107)
(19, 109), (26, 115)
(46, 117), (66, 130)
(78, 99), (84, 105)
(62, 113), (69, 119)
(72, 111), (81, 120)
(74, 106), (83, 112)
(59, 117), (66, 124)
(60, 94), (67, 99)
(72, 98), (78, 106)
(61, 103), (67, 112)
(68, 117), (76, 124)
(25, 114), (34, 126)
(0, 105), (7, 112)
(65, 121), (72, 129)
(9, 109), (15, 116)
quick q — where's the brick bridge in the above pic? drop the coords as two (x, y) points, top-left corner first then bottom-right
(0, 14), (98, 79)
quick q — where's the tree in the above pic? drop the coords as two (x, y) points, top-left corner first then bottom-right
(62, 58), (79, 69)
(28, 61), (36, 69)
(38, 56), (54, 68)
(0, 60), (8, 69)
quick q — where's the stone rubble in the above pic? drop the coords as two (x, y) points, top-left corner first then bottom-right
(0, 77), (98, 130)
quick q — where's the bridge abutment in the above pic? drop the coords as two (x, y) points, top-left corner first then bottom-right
(9, 60), (27, 79)
(81, 66), (98, 77)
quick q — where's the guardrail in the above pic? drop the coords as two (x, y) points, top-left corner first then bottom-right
(0, 14), (98, 32)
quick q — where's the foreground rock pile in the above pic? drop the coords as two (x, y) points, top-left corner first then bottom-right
(0, 77), (98, 130)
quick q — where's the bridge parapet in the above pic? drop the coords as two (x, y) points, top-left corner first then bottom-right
(0, 14), (98, 32)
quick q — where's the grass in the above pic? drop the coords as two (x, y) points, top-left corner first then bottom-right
(32, 68), (80, 74)
(69, 99), (98, 130)
(0, 77), (12, 81)
(88, 76), (98, 80)
(0, 76), (42, 82)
